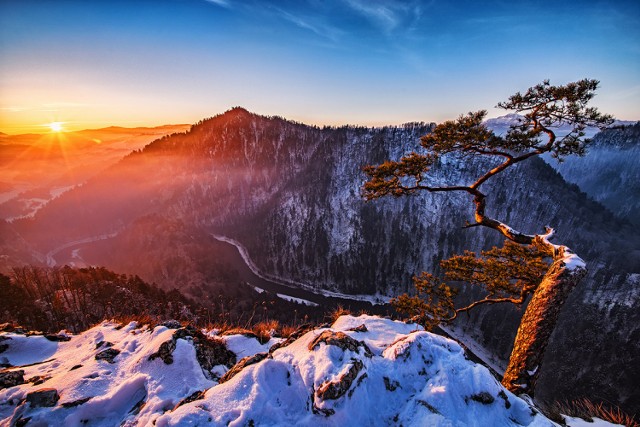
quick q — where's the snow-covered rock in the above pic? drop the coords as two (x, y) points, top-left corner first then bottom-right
(0, 316), (575, 426)
(159, 314), (555, 426)
(0, 321), (274, 426)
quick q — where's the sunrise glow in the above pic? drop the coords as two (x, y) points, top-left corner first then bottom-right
(48, 122), (64, 132)
(1, 0), (639, 135)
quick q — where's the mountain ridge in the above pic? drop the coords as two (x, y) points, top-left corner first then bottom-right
(3, 108), (639, 413)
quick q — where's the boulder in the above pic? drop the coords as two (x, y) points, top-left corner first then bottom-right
(348, 324), (368, 333)
(161, 320), (182, 329)
(268, 323), (313, 353)
(0, 370), (25, 389)
(149, 327), (236, 377)
(219, 353), (268, 384)
(316, 359), (364, 401)
(44, 334), (71, 342)
(308, 330), (373, 357)
(95, 348), (120, 363)
(173, 390), (206, 410)
(26, 388), (60, 407)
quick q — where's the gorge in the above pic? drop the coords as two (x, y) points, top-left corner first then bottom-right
(2, 108), (638, 413)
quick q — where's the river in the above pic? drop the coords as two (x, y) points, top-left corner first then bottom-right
(41, 230), (498, 374)
(211, 234), (390, 314)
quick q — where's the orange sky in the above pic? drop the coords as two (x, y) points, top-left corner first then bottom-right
(1, 0), (638, 135)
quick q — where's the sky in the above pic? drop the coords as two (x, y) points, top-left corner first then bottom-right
(1, 0), (639, 134)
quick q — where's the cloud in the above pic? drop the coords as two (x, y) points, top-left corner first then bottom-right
(343, 0), (423, 34)
(1, 106), (30, 113)
(273, 7), (344, 42)
(204, 0), (231, 8)
(345, 0), (398, 32)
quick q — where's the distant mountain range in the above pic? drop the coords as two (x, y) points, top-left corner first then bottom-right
(0, 124), (190, 218)
(484, 113), (636, 138)
(2, 108), (639, 413)
(486, 114), (640, 226)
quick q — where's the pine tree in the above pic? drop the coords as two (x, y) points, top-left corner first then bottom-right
(363, 79), (613, 396)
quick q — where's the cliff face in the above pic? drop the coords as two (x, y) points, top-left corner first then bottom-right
(542, 122), (640, 226)
(7, 109), (640, 412)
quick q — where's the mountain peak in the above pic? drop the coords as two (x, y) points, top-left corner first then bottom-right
(193, 107), (259, 129)
(224, 106), (252, 117)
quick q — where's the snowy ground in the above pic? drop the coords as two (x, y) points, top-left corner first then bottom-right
(0, 316), (623, 426)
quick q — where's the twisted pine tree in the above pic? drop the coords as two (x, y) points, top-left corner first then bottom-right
(363, 79), (613, 396)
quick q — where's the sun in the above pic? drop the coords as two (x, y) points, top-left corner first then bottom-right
(48, 122), (64, 132)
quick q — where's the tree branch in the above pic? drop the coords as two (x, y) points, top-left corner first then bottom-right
(446, 279), (537, 322)
(468, 191), (536, 244)
(409, 184), (475, 194)
(447, 296), (526, 321)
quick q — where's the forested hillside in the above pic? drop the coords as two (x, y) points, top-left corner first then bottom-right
(3, 109), (639, 412)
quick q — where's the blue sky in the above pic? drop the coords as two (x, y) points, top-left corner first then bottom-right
(1, 0), (638, 132)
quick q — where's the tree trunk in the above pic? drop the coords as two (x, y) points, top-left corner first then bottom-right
(501, 243), (586, 396)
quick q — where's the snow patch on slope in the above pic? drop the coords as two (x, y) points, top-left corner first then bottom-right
(0, 316), (621, 426)
(160, 315), (553, 426)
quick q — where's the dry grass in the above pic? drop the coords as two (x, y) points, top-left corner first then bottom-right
(109, 313), (159, 329)
(544, 398), (638, 427)
(252, 320), (280, 344)
(326, 305), (352, 323)
(206, 321), (235, 335)
(220, 327), (256, 337)
(279, 325), (298, 338)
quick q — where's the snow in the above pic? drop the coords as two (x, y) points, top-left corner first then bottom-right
(0, 322), (215, 426)
(539, 228), (586, 271)
(0, 316), (618, 426)
(221, 334), (281, 359)
(332, 314), (422, 355)
(562, 416), (624, 427)
(0, 334), (58, 366)
(159, 315), (555, 426)
(275, 293), (319, 306)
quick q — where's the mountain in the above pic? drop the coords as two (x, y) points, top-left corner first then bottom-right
(0, 124), (190, 220)
(484, 113), (636, 138)
(3, 108), (639, 413)
(541, 123), (640, 226)
(0, 315), (567, 426)
(485, 114), (640, 225)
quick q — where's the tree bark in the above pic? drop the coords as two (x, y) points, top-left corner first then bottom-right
(501, 242), (586, 396)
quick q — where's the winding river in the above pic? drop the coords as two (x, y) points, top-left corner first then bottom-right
(210, 234), (388, 312)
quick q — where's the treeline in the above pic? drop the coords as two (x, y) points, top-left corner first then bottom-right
(0, 266), (198, 333)
(0, 265), (333, 334)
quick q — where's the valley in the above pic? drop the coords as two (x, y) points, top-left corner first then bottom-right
(1, 109), (639, 414)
